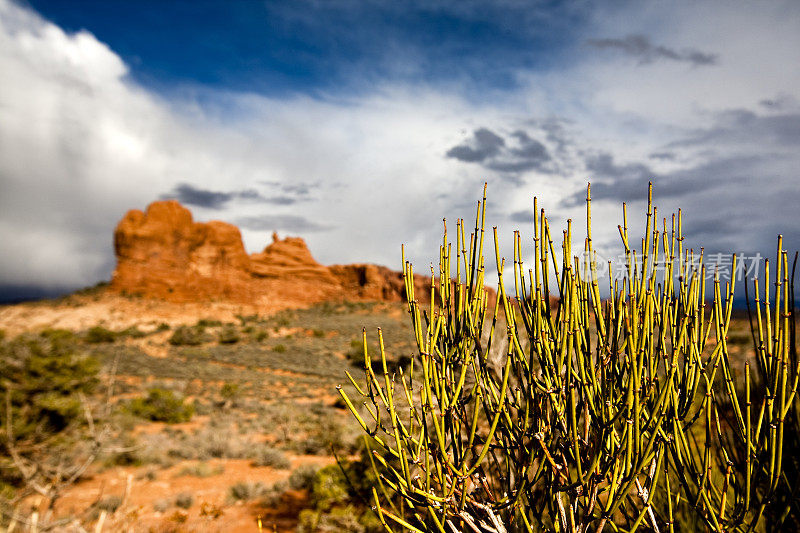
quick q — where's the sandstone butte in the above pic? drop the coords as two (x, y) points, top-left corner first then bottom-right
(110, 200), (433, 307)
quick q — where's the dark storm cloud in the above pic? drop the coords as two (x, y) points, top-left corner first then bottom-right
(538, 118), (573, 155)
(509, 131), (549, 160)
(587, 34), (718, 66)
(446, 127), (553, 175)
(260, 180), (324, 199)
(236, 214), (331, 233)
(166, 183), (234, 209)
(586, 152), (654, 182)
(759, 95), (797, 110)
(162, 183), (299, 209)
(669, 110), (800, 148)
(649, 152), (676, 160)
(446, 128), (505, 163)
(562, 153), (757, 207)
(509, 209), (534, 224)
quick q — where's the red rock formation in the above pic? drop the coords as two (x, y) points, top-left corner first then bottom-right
(110, 200), (431, 306)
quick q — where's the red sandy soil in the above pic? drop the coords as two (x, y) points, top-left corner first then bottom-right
(0, 292), (274, 338)
(30, 456), (333, 533)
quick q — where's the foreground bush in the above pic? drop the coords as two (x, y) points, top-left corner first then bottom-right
(0, 332), (102, 513)
(339, 184), (799, 532)
(125, 387), (194, 423)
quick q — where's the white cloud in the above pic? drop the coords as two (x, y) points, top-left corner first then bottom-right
(0, 0), (504, 289)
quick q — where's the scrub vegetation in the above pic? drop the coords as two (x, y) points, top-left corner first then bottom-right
(341, 184), (800, 532)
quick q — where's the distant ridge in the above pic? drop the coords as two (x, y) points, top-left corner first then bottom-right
(110, 200), (432, 306)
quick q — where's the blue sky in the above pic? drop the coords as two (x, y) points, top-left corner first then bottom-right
(1, 0), (800, 301)
(26, 1), (583, 96)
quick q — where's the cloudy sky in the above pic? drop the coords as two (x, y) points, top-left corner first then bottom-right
(1, 0), (799, 301)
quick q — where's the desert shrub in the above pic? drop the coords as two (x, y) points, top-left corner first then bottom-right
(200, 430), (247, 459)
(118, 325), (147, 338)
(294, 443), (386, 533)
(229, 481), (266, 501)
(219, 382), (239, 400)
(298, 507), (366, 533)
(726, 331), (752, 345)
(108, 432), (177, 468)
(288, 464), (319, 491)
(217, 324), (240, 344)
(259, 480), (288, 507)
(153, 498), (170, 513)
(272, 343), (287, 353)
(176, 462), (224, 478)
(339, 185), (800, 532)
(168, 325), (208, 346)
(292, 416), (352, 456)
(252, 446), (291, 469)
(0, 330), (100, 454)
(311, 465), (350, 511)
(196, 318), (222, 327)
(254, 329), (269, 342)
(156, 322), (171, 332)
(96, 494), (123, 513)
(155, 426), (246, 461)
(199, 501), (224, 520)
(175, 492), (194, 509)
(236, 313), (259, 325)
(292, 436), (328, 456)
(85, 325), (116, 343)
(140, 468), (158, 481)
(125, 387), (194, 423)
(192, 398), (212, 415)
(38, 327), (75, 343)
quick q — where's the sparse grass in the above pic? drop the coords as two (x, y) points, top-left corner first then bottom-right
(85, 325), (116, 343)
(118, 325), (147, 338)
(259, 480), (288, 507)
(176, 462), (224, 478)
(168, 325), (209, 346)
(96, 494), (123, 513)
(217, 324), (240, 344)
(289, 464), (319, 491)
(252, 447), (291, 469)
(229, 481), (267, 501)
(153, 499), (170, 513)
(175, 492), (194, 509)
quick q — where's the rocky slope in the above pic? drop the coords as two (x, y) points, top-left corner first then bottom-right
(111, 200), (430, 306)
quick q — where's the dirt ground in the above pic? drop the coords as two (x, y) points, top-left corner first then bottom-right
(0, 291), (290, 338)
(43, 456), (333, 533)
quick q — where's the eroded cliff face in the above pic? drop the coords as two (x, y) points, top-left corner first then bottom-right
(111, 200), (430, 306)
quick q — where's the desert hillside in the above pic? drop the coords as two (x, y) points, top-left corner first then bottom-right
(0, 201), (442, 532)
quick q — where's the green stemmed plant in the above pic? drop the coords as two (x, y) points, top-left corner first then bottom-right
(339, 184), (797, 532)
